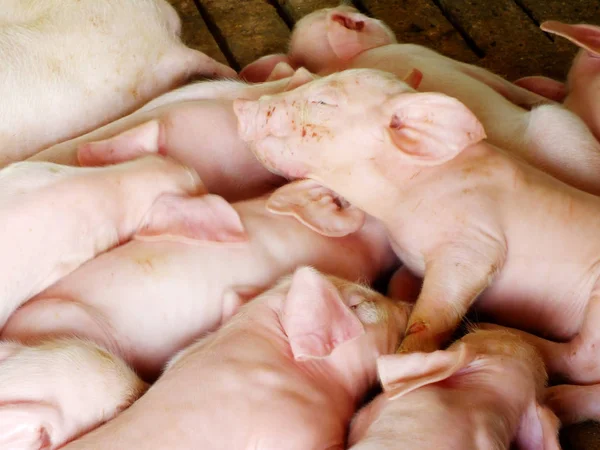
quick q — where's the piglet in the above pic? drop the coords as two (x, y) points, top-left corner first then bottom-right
(0, 155), (204, 328)
(348, 329), (561, 450)
(0, 337), (147, 450)
(60, 267), (411, 450)
(234, 68), (600, 386)
(3, 188), (397, 380)
(515, 21), (600, 142)
(28, 73), (314, 201)
(0, 0), (235, 166)
(241, 6), (600, 195)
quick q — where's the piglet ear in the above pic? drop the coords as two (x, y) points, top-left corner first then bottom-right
(514, 402), (562, 450)
(385, 92), (486, 165)
(239, 54), (295, 82)
(377, 343), (475, 400)
(77, 120), (164, 166)
(541, 21), (600, 56)
(136, 194), (248, 244)
(514, 76), (567, 102)
(284, 67), (317, 91)
(326, 9), (396, 61)
(266, 62), (297, 81)
(402, 69), (423, 90)
(267, 179), (365, 237)
(281, 267), (365, 360)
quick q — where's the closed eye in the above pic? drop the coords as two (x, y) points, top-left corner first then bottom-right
(310, 100), (338, 107)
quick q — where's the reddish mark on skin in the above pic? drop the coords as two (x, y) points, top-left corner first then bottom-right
(333, 15), (365, 31)
(312, 132), (317, 138)
(405, 321), (427, 336)
(390, 115), (403, 129)
(302, 128), (307, 137)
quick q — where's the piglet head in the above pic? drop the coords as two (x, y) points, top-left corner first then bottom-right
(279, 267), (411, 373)
(234, 68), (485, 182)
(288, 5), (397, 73)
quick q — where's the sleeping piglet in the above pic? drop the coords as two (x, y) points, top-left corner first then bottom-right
(2, 185), (397, 380)
(0, 155), (203, 328)
(233, 67), (600, 388)
(27, 73), (314, 201)
(0, 0), (234, 166)
(348, 329), (561, 450)
(0, 338), (147, 450)
(515, 21), (600, 142)
(60, 267), (411, 450)
(241, 6), (600, 195)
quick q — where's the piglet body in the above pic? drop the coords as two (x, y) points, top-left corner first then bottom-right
(0, 156), (202, 328)
(0, 0), (234, 166)
(0, 338), (147, 450)
(246, 6), (600, 194)
(234, 69), (600, 386)
(3, 195), (397, 379)
(30, 77), (297, 201)
(61, 268), (410, 450)
(348, 329), (561, 450)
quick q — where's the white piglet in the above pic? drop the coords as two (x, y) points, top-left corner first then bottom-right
(0, 0), (235, 166)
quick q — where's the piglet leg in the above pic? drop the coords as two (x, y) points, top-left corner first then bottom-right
(77, 120), (164, 166)
(398, 243), (505, 353)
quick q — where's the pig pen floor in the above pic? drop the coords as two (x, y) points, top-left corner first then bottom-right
(168, 0), (600, 448)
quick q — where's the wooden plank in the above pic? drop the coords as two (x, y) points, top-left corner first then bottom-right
(435, 0), (566, 80)
(360, 0), (478, 63)
(197, 0), (290, 70)
(167, 0), (228, 65)
(513, 0), (600, 79)
(562, 421), (600, 450)
(275, 0), (340, 24)
(515, 0), (600, 26)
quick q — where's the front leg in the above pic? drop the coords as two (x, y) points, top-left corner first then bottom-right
(398, 242), (505, 353)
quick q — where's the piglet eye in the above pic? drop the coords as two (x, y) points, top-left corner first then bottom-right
(310, 98), (338, 107)
(348, 294), (363, 308)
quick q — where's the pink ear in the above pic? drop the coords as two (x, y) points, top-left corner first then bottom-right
(284, 67), (317, 91)
(514, 402), (562, 450)
(266, 179), (365, 237)
(402, 69), (423, 90)
(281, 267), (365, 360)
(377, 343), (475, 400)
(386, 92), (486, 165)
(266, 62), (296, 81)
(77, 120), (164, 167)
(514, 76), (567, 102)
(135, 194), (248, 244)
(326, 9), (396, 61)
(541, 21), (600, 56)
(239, 54), (295, 82)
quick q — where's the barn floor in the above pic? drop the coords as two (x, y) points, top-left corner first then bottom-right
(167, 0), (600, 448)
